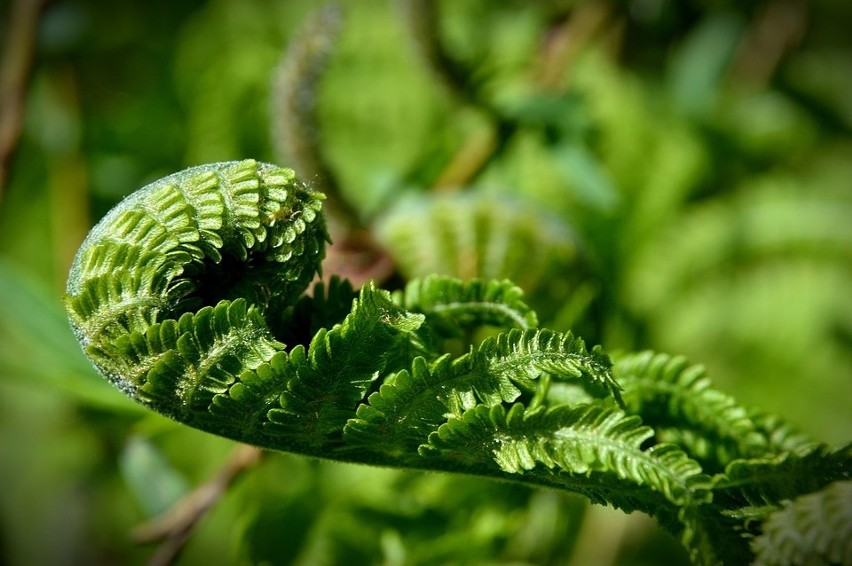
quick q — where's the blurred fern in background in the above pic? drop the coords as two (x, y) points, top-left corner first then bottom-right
(1, 0), (849, 564)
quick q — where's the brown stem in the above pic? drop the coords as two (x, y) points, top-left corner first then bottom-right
(0, 0), (47, 201)
(730, 0), (807, 87)
(131, 444), (264, 566)
(321, 225), (396, 287)
(534, 2), (612, 91)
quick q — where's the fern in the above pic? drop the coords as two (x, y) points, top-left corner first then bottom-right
(262, 282), (424, 451)
(614, 351), (772, 471)
(423, 403), (709, 506)
(64, 161), (850, 565)
(343, 328), (616, 460)
(374, 192), (583, 309)
(393, 275), (539, 336)
(420, 403), (742, 565)
(751, 480), (852, 566)
(712, 443), (851, 511)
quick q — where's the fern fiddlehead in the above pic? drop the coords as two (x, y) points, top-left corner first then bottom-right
(66, 160), (327, 407)
(65, 160), (849, 565)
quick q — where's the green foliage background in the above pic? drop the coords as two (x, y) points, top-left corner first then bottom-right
(1, 0), (850, 564)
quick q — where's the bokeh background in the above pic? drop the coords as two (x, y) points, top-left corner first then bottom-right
(1, 0), (850, 564)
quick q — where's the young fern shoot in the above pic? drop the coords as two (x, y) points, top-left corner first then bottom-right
(65, 160), (850, 565)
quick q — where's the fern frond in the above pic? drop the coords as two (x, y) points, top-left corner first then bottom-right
(393, 275), (538, 337)
(421, 403), (757, 564)
(343, 328), (618, 458)
(108, 299), (281, 420)
(210, 283), (424, 452)
(65, 161), (849, 566)
(614, 351), (768, 470)
(751, 480), (852, 566)
(66, 161), (327, 393)
(749, 409), (816, 454)
(423, 404), (710, 506)
(374, 193), (581, 305)
(276, 283), (424, 422)
(482, 329), (620, 405)
(713, 443), (851, 511)
(343, 356), (456, 460)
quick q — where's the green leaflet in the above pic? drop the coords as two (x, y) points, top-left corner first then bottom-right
(422, 403), (710, 508)
(483, 328), (621, 405)
(343, 328), (619, 459)
(614, 351), (770, 471)
(115, 299), (281, 418)
(198, 283), (425, 453)
(712, 443), (851, 511)
(260, 283), (425, 452)
(419, 403), (729, 563)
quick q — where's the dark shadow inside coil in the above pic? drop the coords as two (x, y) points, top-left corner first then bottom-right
(169, 250), (321, 345)
(191, 253), (270, 309)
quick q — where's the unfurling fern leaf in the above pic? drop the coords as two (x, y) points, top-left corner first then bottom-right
(374, 192), (583, 315)
(66, 160), (328, 401)
(65, 161), (850, 565)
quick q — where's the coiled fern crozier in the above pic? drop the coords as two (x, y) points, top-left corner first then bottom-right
(65, 160), (850, 565)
